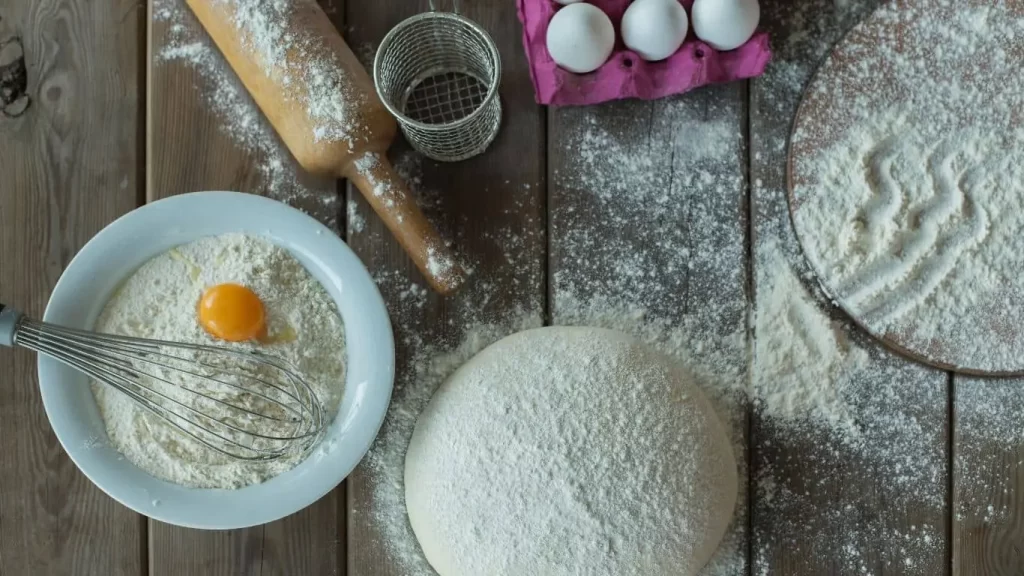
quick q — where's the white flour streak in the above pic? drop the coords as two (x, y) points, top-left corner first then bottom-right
(153, 0), (345, 227)
(347, 200), (366, 233)
(154, 0), (308, 202)
(213, 0), (358, 144)
(754, 240), (867, 439)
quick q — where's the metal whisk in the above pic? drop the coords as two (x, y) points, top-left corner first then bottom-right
(0, 304), (325, 462)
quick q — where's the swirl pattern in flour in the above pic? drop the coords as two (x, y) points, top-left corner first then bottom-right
(837, 137), (990, 312)
(789, 0), (1024, 371)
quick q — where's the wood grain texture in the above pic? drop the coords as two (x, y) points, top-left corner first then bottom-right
(146, 0), (344, 574)
(547, 86), (750, 575)
(16, 0), (1024, 571)
(954, 378), (1024, 575)
(750, 0), (951, 573)
(0, 0), (145, 574)
(343, 1), (545, 574)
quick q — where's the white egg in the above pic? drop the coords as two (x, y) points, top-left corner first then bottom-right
(546, 3), (616, 74)
(620, 0), (689, 62)
(553, 0), (584, 4)
(691, 0), (760, 51)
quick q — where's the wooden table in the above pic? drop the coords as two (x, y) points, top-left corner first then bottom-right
(0, 0), (1020, 574)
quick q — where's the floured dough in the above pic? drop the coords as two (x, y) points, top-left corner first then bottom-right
(405, 326), (737, 576)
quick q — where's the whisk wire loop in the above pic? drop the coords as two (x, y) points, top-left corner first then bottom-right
(11, 317), (326, 462)
(26, 339), (280, 460)
(26, 326), (307, 425)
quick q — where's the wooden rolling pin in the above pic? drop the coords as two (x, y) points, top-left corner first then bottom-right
(186, 0), (465, 294)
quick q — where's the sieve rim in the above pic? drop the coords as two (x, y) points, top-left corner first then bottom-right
(373, 11), (502, 132)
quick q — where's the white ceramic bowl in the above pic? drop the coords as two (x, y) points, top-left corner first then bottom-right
(37, 192), (395, 529)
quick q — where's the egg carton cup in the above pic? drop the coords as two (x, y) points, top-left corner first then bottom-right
(517, 0), (771, 106)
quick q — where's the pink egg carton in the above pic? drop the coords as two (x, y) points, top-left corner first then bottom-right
(516, 0), (771, 106)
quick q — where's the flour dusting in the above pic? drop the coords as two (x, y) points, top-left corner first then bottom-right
(751, 1), (952, 572)
(153, 0), (343, 226)
(790, 0), (1024, 371)
(213, 0), (359, 144)
(154, 1), (305, 201)
(754, 240), (867, 439)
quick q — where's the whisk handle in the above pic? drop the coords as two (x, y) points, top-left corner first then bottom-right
(0, 304), (22, 347)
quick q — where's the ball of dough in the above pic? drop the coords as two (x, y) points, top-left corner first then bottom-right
(691, 0), (760, 51)
(621, 0), (689, 62)
(405, 327), (738, 576)
(546, 3), (616, 74)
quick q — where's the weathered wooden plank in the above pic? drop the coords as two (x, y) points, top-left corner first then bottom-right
(146, 0), (344, 574)
(343, 1), (546, 574)
(0, 0), (145, 574)
(750, 1), (950, 573)
(954, 378), (1024, 574)
(547, 86), (751, 574)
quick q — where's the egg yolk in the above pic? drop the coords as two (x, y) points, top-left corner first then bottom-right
(197, 283), (266, 342)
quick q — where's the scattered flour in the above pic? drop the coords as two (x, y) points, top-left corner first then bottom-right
(212, 0), (359, 144)
(347, 200), (366, 233)
(153, 0), (343, 227)
(154, 0), (306, 201)
(790, 0), (1024, 372)
(92, 234), (346, 488)
(352, 152), (405, 203)
(954, 378), (1024, 526)
(358, 56), (965, 573)
(751, 1), (953, 573)
(754, 240), (867, 439)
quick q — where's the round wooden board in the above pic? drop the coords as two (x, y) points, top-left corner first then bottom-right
(786, 0), (1024, 376)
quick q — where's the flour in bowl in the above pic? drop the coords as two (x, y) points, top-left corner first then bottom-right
(90, 233), (346, 489)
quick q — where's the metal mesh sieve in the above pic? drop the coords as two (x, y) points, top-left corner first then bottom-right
(373, 1), (502, 162)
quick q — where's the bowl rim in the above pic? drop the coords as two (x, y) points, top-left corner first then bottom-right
(37, 191), (395, 529)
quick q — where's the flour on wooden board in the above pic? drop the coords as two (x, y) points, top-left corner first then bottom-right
(751, 1), (956, 572)
(347, 200), (366, 233)
(153, 0), (339, 221)
(954, 380), (1024, 525)
(790, 1), (1024, 371)
(754, 239), (867, 438)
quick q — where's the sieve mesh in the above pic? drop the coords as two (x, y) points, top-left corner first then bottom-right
(374, 9), (502, 162)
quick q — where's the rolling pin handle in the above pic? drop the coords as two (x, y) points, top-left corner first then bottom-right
(346, 153), (467, 295)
